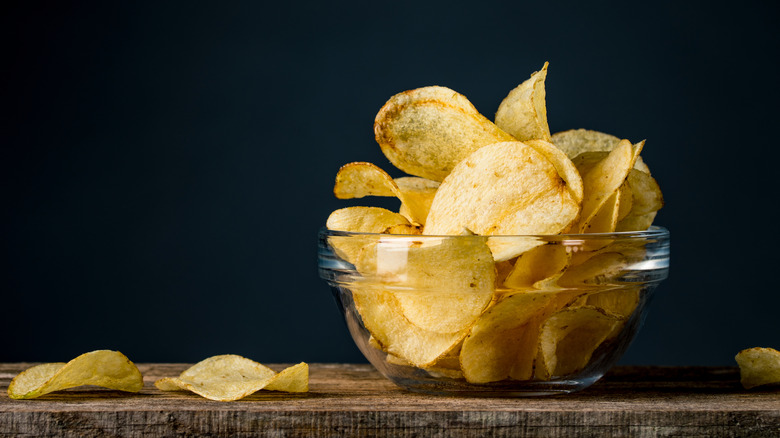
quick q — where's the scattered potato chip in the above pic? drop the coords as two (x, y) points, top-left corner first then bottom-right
(424, 141), (580, 261)
(735, 347), (780, 389)
(551, 129), (651, 173)
(374, 86), (514, 181)
(495, 62), (551, 142)
(536, 306), (623, 380)
(154, 355), (308, 401)
(7, 350), (143, 400)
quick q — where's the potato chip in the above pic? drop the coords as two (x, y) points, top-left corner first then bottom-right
(424, 141), (580, 261)
(460, 290), (581, 383)
(352, 288), (465, 367)
(504, 243), (569, 290)
(583, 287), (641, 319)
(394, 177), (440, 225)
(333, 162), (440, 225)
(154, 355), (308, 401)
(558, 252), (628, 287)
(735, 347), (780, 389)
(551, 129), (650, 173)
(326, 206), (410, 265)
(333, 161), (397, 199)
(460, 291), (557, 383)
(356, 236), (495, 334)
(523, 139), (583, 203)
(495, 62), (551, 142)
(7, 350), (143, 400)
(536, 306), (623, 380)
(578, 140), (643, 232)
(374, 86), (515, 181)
(382, 223), (422, 235)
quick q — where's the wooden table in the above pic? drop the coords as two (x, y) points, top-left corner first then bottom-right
(1, 363), (778, 437)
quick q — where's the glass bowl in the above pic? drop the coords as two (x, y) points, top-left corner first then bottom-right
(318, 226), (670, 396)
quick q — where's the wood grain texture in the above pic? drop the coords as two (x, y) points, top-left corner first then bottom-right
(1, 364), (778, 437)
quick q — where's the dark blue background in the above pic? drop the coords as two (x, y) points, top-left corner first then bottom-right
(2, 1), (778, 365)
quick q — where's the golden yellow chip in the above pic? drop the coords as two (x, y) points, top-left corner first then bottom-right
(154, 355), (308, 401)
(578, 139), (643, 232)
(460, 290), (581, 383)
(536, 306), (623, 380)
(523, 139), (583, 203)
(382, 223), (422, 235)
(583, 287), (641, 319)
(326, 206), (410, 265)
(495, 62), (551, 142)
(355, 236), (495, 334)
(551, 129), (651, 173)
(7, 350), (143, 400)
(558, 252), (628, 287)
(333, 162), (440, 225)
(504, 243), (569, 290)
(735, 347), (780, 389)
(424, 141), (580, 261)
(374, 86), (514, 181)
(352, 288), (465, 367)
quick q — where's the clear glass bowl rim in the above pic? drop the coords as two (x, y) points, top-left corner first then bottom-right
(320, 225), (669, 241)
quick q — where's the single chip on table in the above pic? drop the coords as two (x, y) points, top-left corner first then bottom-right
(495, 62), (551, 142)
(424, 141), (580, 261)
(154, 355), (308, 401)
(7, 350), (143, 400)
(536, 306), (623, 380)
(735, 347), (780, 389)
(374, 86), (515, 182)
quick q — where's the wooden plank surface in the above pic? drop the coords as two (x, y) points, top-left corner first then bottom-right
(1, 363), (778, 437)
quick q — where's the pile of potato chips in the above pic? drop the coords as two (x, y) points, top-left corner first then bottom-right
(326, 63), (665, 383)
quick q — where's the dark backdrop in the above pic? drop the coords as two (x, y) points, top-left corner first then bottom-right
(2, 1), (778, 365)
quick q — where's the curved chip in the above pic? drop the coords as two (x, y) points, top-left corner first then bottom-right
(355, 236), (495, 334)
(536, 306), (623, 380)
(504, 243), (570, 290)
(578, 139), (643, 232)
(735, 347), (780, 389)
(551, 129), (651, 173)
(326, 206), (410, 265)
(333, 162), (440, 225)
(424, 141), (580, 261)
(374, 86), (514, 182)
(459, 290), (581, 383)
(523, 139), (583, 203)
(352, 288), (466, 367)
(495, 62), (551, 142)
(8, 350), (143, 400)
(154, 355), (308, 401)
